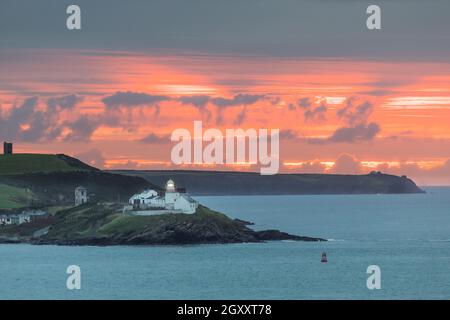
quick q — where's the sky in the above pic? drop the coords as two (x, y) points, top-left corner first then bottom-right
(1, 0), (450, 185)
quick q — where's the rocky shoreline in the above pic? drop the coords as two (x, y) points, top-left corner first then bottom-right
(28, 231), (325, 246)
(0, 204), (326, 246)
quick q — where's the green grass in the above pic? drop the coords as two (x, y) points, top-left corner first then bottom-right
(0, 183), (35, 209)
(0, 154), (78, 175)
(99, 205), (234, 235)
(99, 215), (154, 234)
(39, 203), (240, 241)
(45, 205), (73, 215)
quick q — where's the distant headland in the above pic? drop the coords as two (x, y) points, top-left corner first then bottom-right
(110, 169), (425, 196)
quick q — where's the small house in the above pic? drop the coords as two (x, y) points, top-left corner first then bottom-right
(0, 215), (12, 225)
(74, 186), (88, 206)
(129, 189), (165, 209)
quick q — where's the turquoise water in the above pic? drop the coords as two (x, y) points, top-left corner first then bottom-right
(1, 187), (449, 299)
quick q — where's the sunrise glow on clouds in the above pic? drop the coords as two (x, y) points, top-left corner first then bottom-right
(2, 0), (450, 185)
(1, 48), (450, 185)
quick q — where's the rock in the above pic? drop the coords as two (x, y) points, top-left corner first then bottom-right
(255, 230), (326, 242)
(234, 218), (255, 225)
(4, 204), (327, 246)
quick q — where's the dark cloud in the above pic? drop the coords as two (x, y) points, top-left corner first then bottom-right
(4, 0), (450, 61)
(306, 122), (380, 144)
(74, 148), (105, 168)
(138, 133), (169, 144)
(0, 95), (107, 143)
(296, 97), (327, 122)
(179, 95), (212, 121)
(20, 109), (62, 142)
(303, 97), (380, 144)
(357, 89), (394, 97)
(337, 98), (374, 126)
(210, 94), (264, 108)
(0, 97), (63, 142)
(387, 130), (415, 140)
(328, 122), (380, 143)
(279, 129), (299, 140)
(7, 97), (38, 125)
(102, 91), (170, 108)
(64, 116), (101, 142)
(47, 94), (83, 111)
(233, 106), (247, 125)
(362, 79), (415, 89)
(304, 103), (327, 122)
(0, 91), (270, 143)
(209, 94), (265, 125)
(177, 94), (265, 123)
(215, 110), (225, 125)
(100, 92), (265, 125)
(298, 97), (312, 108)
(179, 95), (210, 108)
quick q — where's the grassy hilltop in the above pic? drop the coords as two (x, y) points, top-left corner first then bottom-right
(0, 183), (36, 209)
(0, 153), (157, 210)
(0, 154), (97, 175)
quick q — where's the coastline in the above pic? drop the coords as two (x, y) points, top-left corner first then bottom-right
(0, 204), (326, 246)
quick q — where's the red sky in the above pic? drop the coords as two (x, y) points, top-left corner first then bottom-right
(2, 49), (450, 185)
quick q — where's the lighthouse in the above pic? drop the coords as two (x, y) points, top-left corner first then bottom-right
(164, 179), (179, 210)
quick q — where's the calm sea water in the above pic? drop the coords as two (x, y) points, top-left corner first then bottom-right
(1, 187), (449, 300)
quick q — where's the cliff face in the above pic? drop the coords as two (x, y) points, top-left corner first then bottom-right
(110, 170), (424, 195)
(0, 204), (325, 245)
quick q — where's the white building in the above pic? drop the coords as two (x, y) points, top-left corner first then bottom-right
(0, 213), (30, 225)
(128, 179), (198, 214)
(129, 189), (165, 209)
(22, 209), (48, 221)
(0, 215), (12, 225)
(75, 186), (88, 206)
(164, 179), (198, 214)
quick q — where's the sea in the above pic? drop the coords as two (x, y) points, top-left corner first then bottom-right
(0, 187), (449, 300)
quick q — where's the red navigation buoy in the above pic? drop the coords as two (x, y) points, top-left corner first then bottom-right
(321, 252), (328, 263)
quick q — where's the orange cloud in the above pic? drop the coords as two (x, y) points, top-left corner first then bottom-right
(3, 49), (450, 184)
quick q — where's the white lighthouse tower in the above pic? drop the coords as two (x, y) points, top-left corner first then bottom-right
(164, 179), (179, 210)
